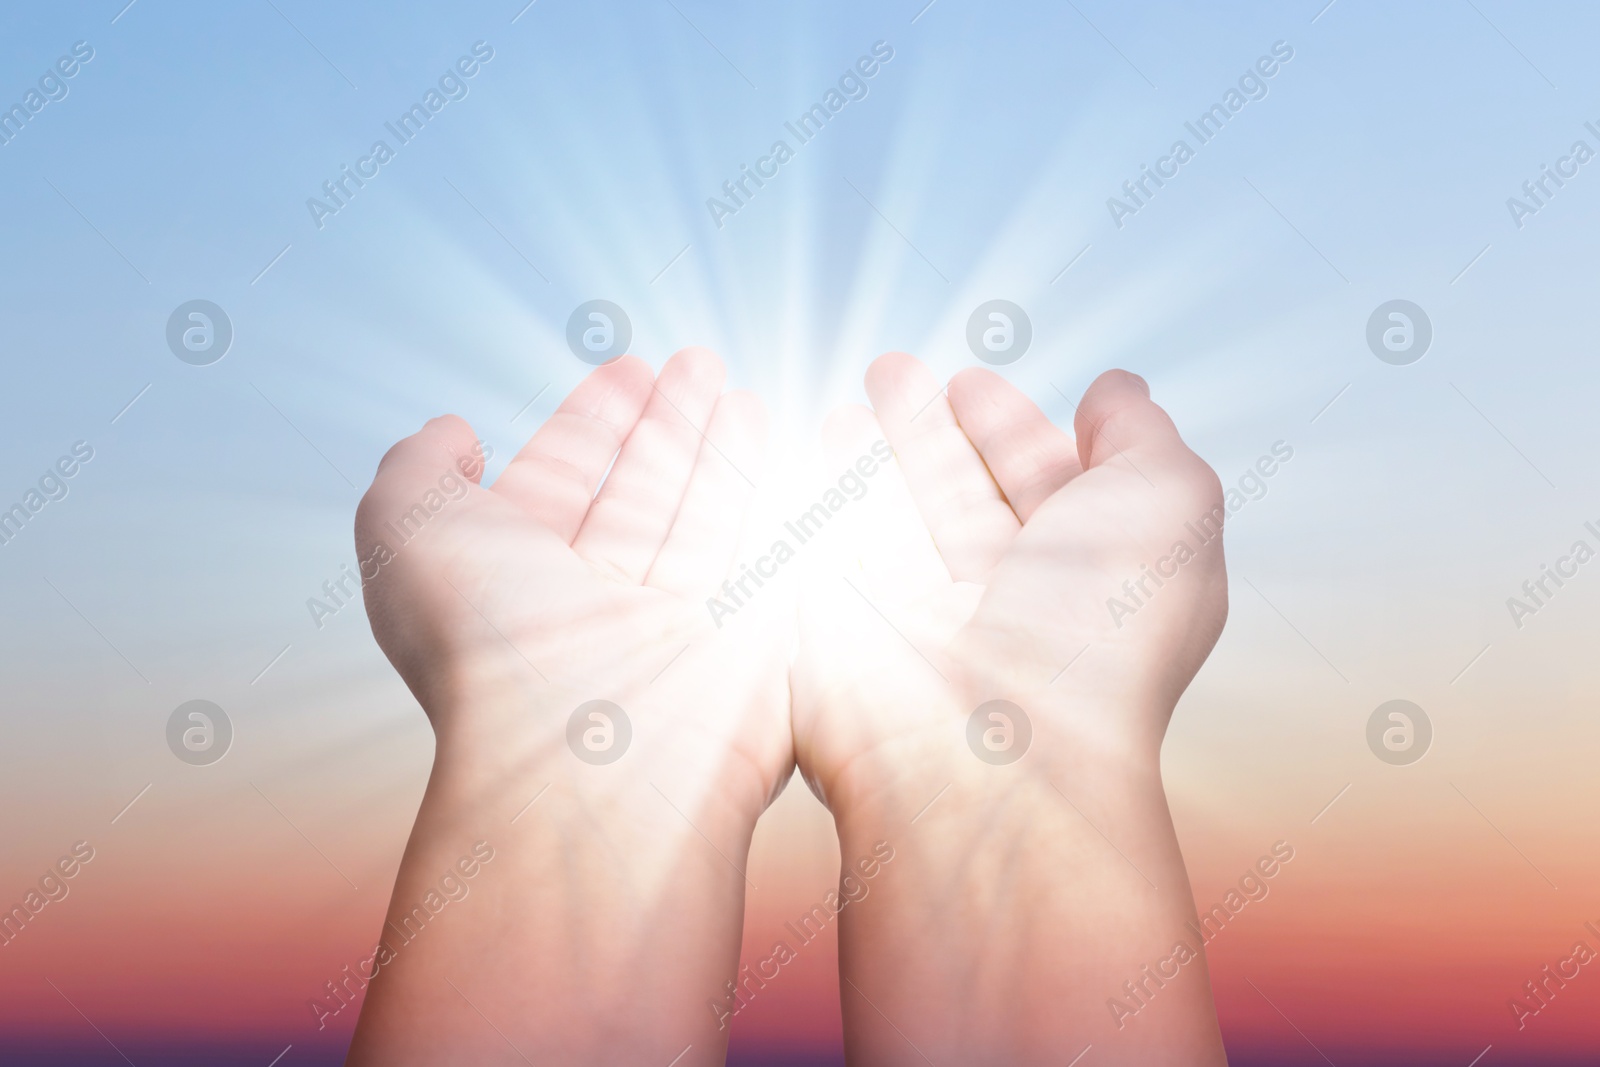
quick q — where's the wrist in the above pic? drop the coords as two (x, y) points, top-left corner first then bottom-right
(422, 675), (770, 858)
(820, 684), (1166, 835)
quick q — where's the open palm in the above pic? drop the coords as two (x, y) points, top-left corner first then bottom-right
(355, 348), (792, 815)
(787, 352), (1232, 1065)
(348, 349), (793, 1066)
(792, 351), (1228, 826)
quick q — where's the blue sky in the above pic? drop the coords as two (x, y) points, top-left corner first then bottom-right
(3, 0), (1600, 982)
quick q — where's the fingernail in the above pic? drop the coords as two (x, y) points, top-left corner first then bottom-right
(1130, 373), (1150, 397)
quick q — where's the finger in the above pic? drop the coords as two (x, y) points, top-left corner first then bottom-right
(357, 414), (486, 550)
(947, 367), (1082, 523)
(1072, 370), (1191, 477)
(646, 390), (766, 597)
(572, 347), (725, 582)
(863, 351), (1019, 582)
(490, 356), (654, 543)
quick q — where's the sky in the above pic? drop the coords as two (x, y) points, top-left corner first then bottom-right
(3, 0), (1600, 1064)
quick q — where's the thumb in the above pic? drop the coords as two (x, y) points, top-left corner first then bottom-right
(356, 415), (486, 554)
(1072, 370), (1185, 474)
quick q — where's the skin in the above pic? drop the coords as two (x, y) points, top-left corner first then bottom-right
(345, 348), (793, 1066)
(348, 347), (1230, 1065)
(790, 353), (1231, 1065)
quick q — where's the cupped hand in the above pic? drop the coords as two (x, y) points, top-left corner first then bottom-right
(788, 352), (1231, 1065)
(792, 349), (1227, 826)
(348, 349), (795, 1066)
(355, 347), (792, 821)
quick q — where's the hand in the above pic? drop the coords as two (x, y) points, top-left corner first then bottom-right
(347, 349), (792, 1066)
(790, 352), (1229, 1065)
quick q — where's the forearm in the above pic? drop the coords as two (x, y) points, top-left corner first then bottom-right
(346, 690), (759, 1067)
(831, 726), (1226, 1066)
